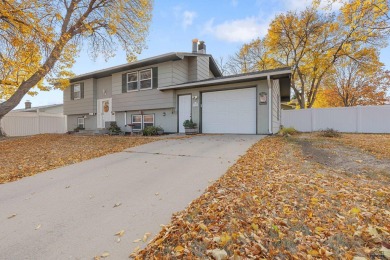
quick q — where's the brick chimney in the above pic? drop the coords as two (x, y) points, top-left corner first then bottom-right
(25, 100), (32, 109)
(192, 38), (198, 53)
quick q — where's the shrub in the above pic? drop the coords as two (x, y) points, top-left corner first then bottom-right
(320, 128), (341, 138)
(183, 119), (197, 129)
(143, 126), (159, 136)
(278, 127), (298, 136)
(108, 122), (122, 135)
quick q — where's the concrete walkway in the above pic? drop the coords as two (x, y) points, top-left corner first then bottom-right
(0, 135), (264, 259)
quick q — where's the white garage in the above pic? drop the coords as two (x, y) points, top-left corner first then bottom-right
(201, 88), (257, 134)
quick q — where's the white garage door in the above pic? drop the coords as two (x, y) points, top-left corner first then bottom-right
(202, 88), (256, 134)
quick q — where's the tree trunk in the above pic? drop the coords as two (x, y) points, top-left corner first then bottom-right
(0, 115), (5, 137)
(0, 33), (69, 124)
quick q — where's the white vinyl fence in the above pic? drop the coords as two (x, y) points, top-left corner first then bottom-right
(1, 112), (67, 136)
(281, 105), (390, 133)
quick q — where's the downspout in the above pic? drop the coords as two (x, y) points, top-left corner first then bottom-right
(267, 75), (272, 134)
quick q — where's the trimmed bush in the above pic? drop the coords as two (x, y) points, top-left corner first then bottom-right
(319, 128), (341, 138)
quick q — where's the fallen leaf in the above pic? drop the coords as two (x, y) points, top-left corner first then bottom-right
(101, 252), (109, 258)
(114, 230), (125, 237)
(113, 203), (122, 208)
(174, 245), (184, 252)
(207, 248), (228, 260)
(35, 224), (41, 230)
(8, 214), (16, 219)
(142, 232), (151, 242)
(133, 239), (141, 243)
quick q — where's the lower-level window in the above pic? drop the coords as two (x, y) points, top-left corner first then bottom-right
(131, 114), (154, 131)
(77, 117), (85, 129)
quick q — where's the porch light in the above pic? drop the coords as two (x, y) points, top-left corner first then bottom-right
(259, 92), (267, 104)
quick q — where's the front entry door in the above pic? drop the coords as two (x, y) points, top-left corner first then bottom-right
(97, 98), (114, 128)
(178, 95), (191, 133)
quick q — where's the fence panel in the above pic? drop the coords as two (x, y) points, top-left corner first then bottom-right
(1, 112), (67, 136)
(281, 105), (390, 133)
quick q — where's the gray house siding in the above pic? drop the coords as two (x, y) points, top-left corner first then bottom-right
(175, 79), (270, 134)
(97, 76), (112, 99)
(112, 89), (175, 111)
(67, 114), (97, 131)
(197, 56), (210, 81)
(172, 58), (189, 85)
(63, 78), (95, 115)
(116, 108), (177, 133)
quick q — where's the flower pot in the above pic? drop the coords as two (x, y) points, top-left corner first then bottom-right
(184, 128), (198, 135)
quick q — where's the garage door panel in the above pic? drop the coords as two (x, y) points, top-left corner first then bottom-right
(202, 88), (256, 134)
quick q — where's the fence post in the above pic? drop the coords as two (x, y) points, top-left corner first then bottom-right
(356, 106), (361, 133)
(310, 109), (315, 132)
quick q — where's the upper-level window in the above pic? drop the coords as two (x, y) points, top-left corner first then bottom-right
(139, 69), (152, 90)
(127, 72), (138, 92)
(127, 69), (152, 92)
(74, 84), (81, 99)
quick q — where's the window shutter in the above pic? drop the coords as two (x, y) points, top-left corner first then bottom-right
(122, 73), (127, 93)
(70, 84), (74, 100)
(152, 67), (158, 89)
(80, 82), (84, 99)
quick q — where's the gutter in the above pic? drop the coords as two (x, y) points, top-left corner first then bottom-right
(267, 75), (272, 135)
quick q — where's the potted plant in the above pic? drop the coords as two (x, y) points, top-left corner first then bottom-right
(183, 119), (198, 135)
(156, 126), (164, 135)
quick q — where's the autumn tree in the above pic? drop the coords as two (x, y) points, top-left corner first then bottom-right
(0, 0), (152, 134)
(315, 53), (390, 107)
(231, 0), (389, 108)
(225, 38), (271, 75)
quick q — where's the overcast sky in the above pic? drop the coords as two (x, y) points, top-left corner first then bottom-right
(15, 0), (390, 108)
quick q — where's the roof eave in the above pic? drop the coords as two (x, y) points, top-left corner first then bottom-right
(158, 69), (291, 90)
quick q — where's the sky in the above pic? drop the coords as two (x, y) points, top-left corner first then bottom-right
(15, 0), (390, 109)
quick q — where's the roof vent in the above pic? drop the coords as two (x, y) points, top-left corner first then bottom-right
(198, 41), (206, 54)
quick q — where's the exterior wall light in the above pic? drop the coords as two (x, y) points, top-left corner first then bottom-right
(259, 92), (267, 105)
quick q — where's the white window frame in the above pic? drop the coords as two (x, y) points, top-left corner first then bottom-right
(139, 69), (153, 91)
(131, 114), (155, 131)
(77, 117), (85, 129)
(74, 83), (81, 100)
(127, 72), (138, 92)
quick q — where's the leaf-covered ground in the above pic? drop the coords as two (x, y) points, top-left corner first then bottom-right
(337, 134), (390, 160)
(0, 134), (158, 184)
(134, 134), (389, 259)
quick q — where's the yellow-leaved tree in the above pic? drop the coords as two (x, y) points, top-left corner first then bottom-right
(229, 0), (389, 108)
(0, 0), (153, 134)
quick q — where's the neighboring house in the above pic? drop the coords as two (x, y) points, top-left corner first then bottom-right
(12, 101), (64, 115)
(64, 40), (291, 134)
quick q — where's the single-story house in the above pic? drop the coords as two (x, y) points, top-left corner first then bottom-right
(12, 101), (64, 114)
(64, 40), (291, 134)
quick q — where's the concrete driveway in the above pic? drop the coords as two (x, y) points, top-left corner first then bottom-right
(0, 135), (264, 259)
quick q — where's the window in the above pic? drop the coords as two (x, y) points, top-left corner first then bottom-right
(126, 69), (153, 92)
(139, 69), (152, 90)
(127, 72), (138, 91)
(74, 84), (81, 99)
(77, 117), (85, 129)
(143, 114), (154, 128)
(131, 114), (154, 131)
(132, 115), (142, 131)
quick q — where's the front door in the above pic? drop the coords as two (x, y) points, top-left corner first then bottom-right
(97, 98), (114, 128)
(178, 95), (191, 133)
